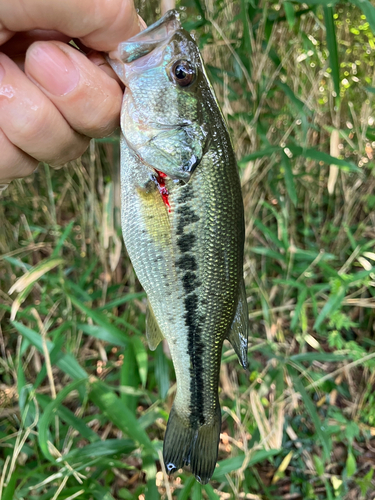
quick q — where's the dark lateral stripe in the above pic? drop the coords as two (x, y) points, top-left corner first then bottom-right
(175, 184), (205, 426)
(182, 271), (202, 295)
(177, 232), (196, 252)
(184, 292), (205, 426)
(176, 254), (197, 271)
(176, 205), (200, 235)
(176, 183), (194, 203)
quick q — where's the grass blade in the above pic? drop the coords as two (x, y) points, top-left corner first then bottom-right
(132, 336), (148, 388)
(291, 370), (331, 460)
(2, 471), (17, 500)
(143, 455), (160, 500)
(69, 295), (129, 346)
(203, 484), (220, 499)
(38, 378), (88, 462)
(155, 343), (170, 399)
(277, 81), (310, 114)
(292, 0), (339, 4)
(37, 393), (99, 443)
(177, 476), (195, 499)
(290, 288), (308, 331)
(121, 341), (140, 413)
(97, 292), (146, 311)
(241, 145), (359, 172)
(288, 146), (359, 171)
(350, 0), (375, 33)
(240, 146), (282, 163)
(213, 449), (279, 480)
(88, 379), (154, 454)
(62, 439), (135, 462)
(77, 323), (128, 347)
(284, 2), (296, 29)
(313, 285), (346, 331)
(281, 152), (297, 206)
(12, 321), (88, 380)
(8, 257), (64, 295)
(323, 5), (340, 98)
(51, 220), (75, 258)
(192, 482), (202, 500)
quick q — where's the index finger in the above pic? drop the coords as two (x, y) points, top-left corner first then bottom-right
(0, 0), (140, 51)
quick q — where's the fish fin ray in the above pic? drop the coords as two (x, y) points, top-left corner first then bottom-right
(146, 301), (164, 351)
(227, 279), (249, 369)
(163, 405), (221, 484)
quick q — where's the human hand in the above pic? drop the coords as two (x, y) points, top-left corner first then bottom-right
(0, 0), (144, 186)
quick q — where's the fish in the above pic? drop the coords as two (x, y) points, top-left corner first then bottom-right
(108, 10), (249, 484)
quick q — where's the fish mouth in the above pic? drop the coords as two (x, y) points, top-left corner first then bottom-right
(126, 116), (190, 133)
(120, 10), (181, 64)
(108, 10), (181, 67)
(107, 10), (182, 82)
(148, 121), (190, 130)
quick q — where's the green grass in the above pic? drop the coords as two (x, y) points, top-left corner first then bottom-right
(1, 0), (375, 499)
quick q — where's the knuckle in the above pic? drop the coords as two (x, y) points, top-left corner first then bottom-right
(16, 107), (50, 145)
(86, 113), (119, 138)
(0, 128), (38, 180)
(51, 135), (90, 165)
(0, 156), (38, 180)
(74, 85), (121, 138)
(20, 158), (39, 177)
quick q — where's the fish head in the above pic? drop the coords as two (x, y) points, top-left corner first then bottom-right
(108, 10), (212, 182)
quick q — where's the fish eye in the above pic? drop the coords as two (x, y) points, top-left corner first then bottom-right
(171, 60), (196, 87)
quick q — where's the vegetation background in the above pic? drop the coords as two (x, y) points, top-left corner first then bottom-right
(1, 0), (375, 498)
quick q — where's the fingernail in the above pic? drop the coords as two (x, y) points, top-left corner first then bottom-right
(0, 63), (5, 83)
(27, 43), (79, 96)
(138, 15), (147, 31)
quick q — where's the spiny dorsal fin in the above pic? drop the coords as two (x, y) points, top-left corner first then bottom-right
(227, 279), (249, 369)
(146, 300), (164, 351)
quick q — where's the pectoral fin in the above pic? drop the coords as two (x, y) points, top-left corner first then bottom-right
(227, 279), (249, 369)
(146, 300), (165, 351)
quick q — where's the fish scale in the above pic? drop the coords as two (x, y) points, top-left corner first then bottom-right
(108, 9), (249, 484)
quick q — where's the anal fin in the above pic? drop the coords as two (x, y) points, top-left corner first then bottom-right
(227, 279), (249, 369)
(146, 300), (164, 351)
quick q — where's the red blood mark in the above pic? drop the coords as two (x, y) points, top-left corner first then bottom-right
(154, 169), (171, 212)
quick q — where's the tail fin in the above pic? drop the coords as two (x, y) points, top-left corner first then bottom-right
(163, 405), (221, 484)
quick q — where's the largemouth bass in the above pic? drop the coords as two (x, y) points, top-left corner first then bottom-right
(108, 10), (249, 484)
